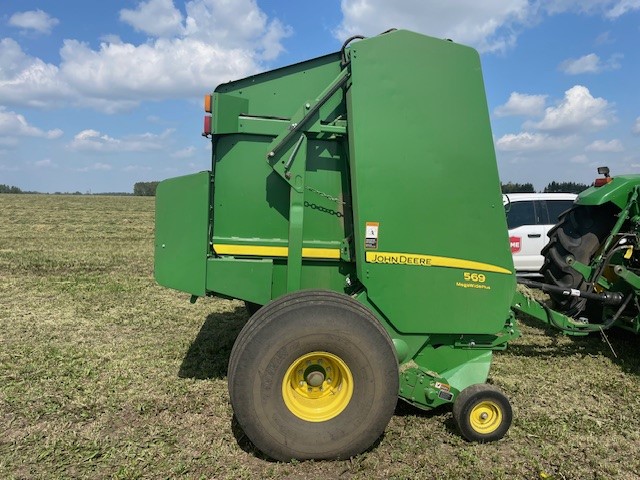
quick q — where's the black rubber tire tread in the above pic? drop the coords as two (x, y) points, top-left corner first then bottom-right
(540, 203), (618, 316)
(453, 383), (512, 443)
(227, 289), (399, 461)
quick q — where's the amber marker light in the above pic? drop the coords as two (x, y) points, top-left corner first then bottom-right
(594, 177), (612, 187)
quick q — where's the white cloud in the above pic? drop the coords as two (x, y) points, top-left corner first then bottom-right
(494, 92), (547, 117)
(183, 0), (292, 60)
(543, 0), (640, 17)
(0, 0), (291, 113)
(258, 19), (292, 61)
(335, 0), (531, 53)
(68, 129), (173, 152)
(0, 107), (63, 139)
(559, 53), (601, 74)
(9, 9), (59, 34)
(93, 163), (112, 171)
(0, 137), (18, 147)
(570, 154), (589, 163)
(495, 132), (576, 152)
(606, 0), (640, 18)
(0, 39), (72, 109)
(120, 0), (185, 37)
(595, 31), (614, 45)
(123, 165), (152, 172)
(633, 117), (640, 134)
(586, 139), (624, 152)
(171, 146), (197, 158)
(58, 38), (258, 105)
(528, 85), (614, 133)
(335, 1), (640, 54)
(0, 163), (20, 170)
(34, 158), (57, 168)
(76, 162), (113, 172)
(559, 53), (622, 74)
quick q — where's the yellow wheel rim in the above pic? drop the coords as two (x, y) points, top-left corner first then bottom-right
(470, 400), (503, 434)
(282, 351), (353, 422)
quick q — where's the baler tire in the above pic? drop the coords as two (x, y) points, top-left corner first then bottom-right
(227, 290), (399, 461)
(540, 204), (618, 316)
(453, 383), (512, 443)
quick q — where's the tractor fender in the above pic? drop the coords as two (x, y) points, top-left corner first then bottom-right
(577, 174), (640, 210)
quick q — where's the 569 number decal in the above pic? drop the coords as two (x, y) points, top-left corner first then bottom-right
(463, 272), (486, 283)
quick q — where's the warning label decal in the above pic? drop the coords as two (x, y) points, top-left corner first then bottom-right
(365, 222), (379, 249)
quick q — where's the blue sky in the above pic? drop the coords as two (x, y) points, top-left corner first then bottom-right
(1, 0), (639, 193)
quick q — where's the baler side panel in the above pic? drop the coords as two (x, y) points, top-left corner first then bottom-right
(154, 172), (211, 296)
(346, 31), (515, 334)
(207, 53), (353, 301)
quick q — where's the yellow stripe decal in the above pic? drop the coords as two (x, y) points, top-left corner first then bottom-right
(213, 244), (341, 260)
(365, 251), (512, 275)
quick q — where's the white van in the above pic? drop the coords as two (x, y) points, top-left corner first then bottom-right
(503, 193), (577, 274)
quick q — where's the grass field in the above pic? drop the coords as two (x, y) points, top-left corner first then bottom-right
(1, 194), (640, 479)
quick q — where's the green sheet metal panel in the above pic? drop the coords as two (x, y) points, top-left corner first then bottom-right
(214, 52), (342, 119)
(346, 30), (515, 334)
(208, 52), (351, 298)
(577, 175), (640, 209)
(206, 257), (273, 305)
(154, 172), (210, 296)
(211, 136), (349, 250)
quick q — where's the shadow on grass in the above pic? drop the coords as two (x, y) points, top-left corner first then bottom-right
(393, 399), (461, 436)
(513, 314), (640, 376)
(178, 305), (248, 380)
(394, 398), (448, 418)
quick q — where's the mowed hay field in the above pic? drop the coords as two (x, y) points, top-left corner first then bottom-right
(1, 194), (640, 480)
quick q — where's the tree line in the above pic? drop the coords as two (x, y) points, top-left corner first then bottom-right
(501, 181), (590, 194)
(2, 180), (591, 196)
(133, 181), (159, 196)
(0, 182), (159, 196)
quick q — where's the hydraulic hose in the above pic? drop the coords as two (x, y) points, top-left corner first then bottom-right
(518, 278), (624, 306)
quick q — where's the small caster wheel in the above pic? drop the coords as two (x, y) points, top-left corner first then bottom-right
(453, 383), (512, 442)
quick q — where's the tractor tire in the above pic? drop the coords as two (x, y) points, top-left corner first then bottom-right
(227, 290), (399, 461)
(453, 383), (512, 443)
(540, 204), (618, 316)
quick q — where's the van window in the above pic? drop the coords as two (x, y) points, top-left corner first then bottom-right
(506, 201), (536, 229)
(542, 199), (574, 224)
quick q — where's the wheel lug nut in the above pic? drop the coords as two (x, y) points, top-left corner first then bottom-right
(299, 381), (305, 387)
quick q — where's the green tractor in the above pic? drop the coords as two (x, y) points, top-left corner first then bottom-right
(154, 30), (638, 461)
(528, 166), (640, 335)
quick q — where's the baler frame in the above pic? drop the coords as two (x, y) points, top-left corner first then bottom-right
(154, 30), (640, 461)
